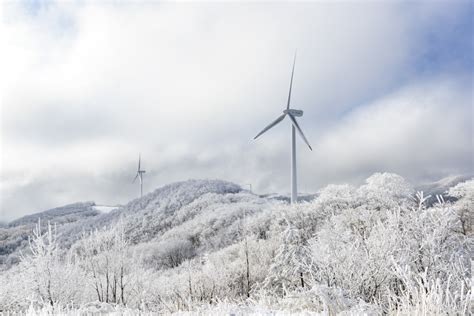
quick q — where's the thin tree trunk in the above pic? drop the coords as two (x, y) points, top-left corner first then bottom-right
(245, 238), (250, 297)
(188, 263), (193, 301)
(120, 265), (125, 304)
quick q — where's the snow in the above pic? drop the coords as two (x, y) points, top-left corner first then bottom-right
(0, 175), (472, 314)
(93, 205), (120, 213)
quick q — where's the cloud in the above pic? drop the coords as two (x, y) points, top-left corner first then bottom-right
(0, 1), (472, 221)
(303, 77), (473, 187)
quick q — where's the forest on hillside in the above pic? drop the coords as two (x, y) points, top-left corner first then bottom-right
(0, 174), (472, 314)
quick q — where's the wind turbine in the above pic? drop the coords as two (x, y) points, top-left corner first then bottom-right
(253, 52), (312, 204)
(133, 154), (146, 198)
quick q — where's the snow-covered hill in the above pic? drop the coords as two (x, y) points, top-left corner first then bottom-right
(417, 174), (473, 204)
(9, 201), (99, 227)
(1, 176), (470, 268)
(0, 202), (101, 266)
(0, 175), (472, 314)
(1, 180), (269, 267)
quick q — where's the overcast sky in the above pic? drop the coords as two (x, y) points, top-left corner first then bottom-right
(1, 1), (472, 221)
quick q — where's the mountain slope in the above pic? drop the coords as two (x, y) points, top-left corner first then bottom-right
(417, 174), (473, 205)
(0, 202), (101, 267)
(2, 176), (471, 269)
(9, 201), (99, 227)
(58, 180), (246, 245)
(62, 180), (278, 267)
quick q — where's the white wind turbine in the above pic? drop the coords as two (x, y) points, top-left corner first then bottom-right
(253, 53), (312, 204)
(133, 154), (146, 198)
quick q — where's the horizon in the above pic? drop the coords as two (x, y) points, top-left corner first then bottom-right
(1, 1), (473, 221)
(2, 172), (472, 224)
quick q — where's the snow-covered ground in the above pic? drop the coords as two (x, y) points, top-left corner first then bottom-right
(92, 205), (120, 213)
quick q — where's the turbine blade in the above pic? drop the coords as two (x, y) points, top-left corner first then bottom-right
(138, 154), (141, 171)
(254, 113), (286, 140)
(133, 173), (139, 183)
(286, 51), (297, 110)
(288, 114), (312, 151)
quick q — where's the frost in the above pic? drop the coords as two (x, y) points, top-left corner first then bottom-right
(0, 175), (472, 314)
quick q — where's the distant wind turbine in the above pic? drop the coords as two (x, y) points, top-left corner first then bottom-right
(253, 52), (312, 204)
(246, 184), (252, 193)
(133, 154), (146, 198)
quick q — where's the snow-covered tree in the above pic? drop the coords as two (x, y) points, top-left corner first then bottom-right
(74, 220), (133, 305)
(447, 179), (474, 235)
(17, 220), (83, 309)
(263, 217), (313, 296)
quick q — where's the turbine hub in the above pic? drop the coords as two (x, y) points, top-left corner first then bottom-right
(284, 109), (303, 117)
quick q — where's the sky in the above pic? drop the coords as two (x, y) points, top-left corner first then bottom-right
(1, 0), (473, 221)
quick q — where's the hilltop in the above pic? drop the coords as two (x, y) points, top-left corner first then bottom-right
(0, 180), (273, 267)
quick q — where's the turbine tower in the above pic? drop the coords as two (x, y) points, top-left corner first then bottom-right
(133, 154), (146, 198)
(253, 53), (312, 204)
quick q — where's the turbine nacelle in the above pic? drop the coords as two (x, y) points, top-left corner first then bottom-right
(284, 109), (303, 117)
